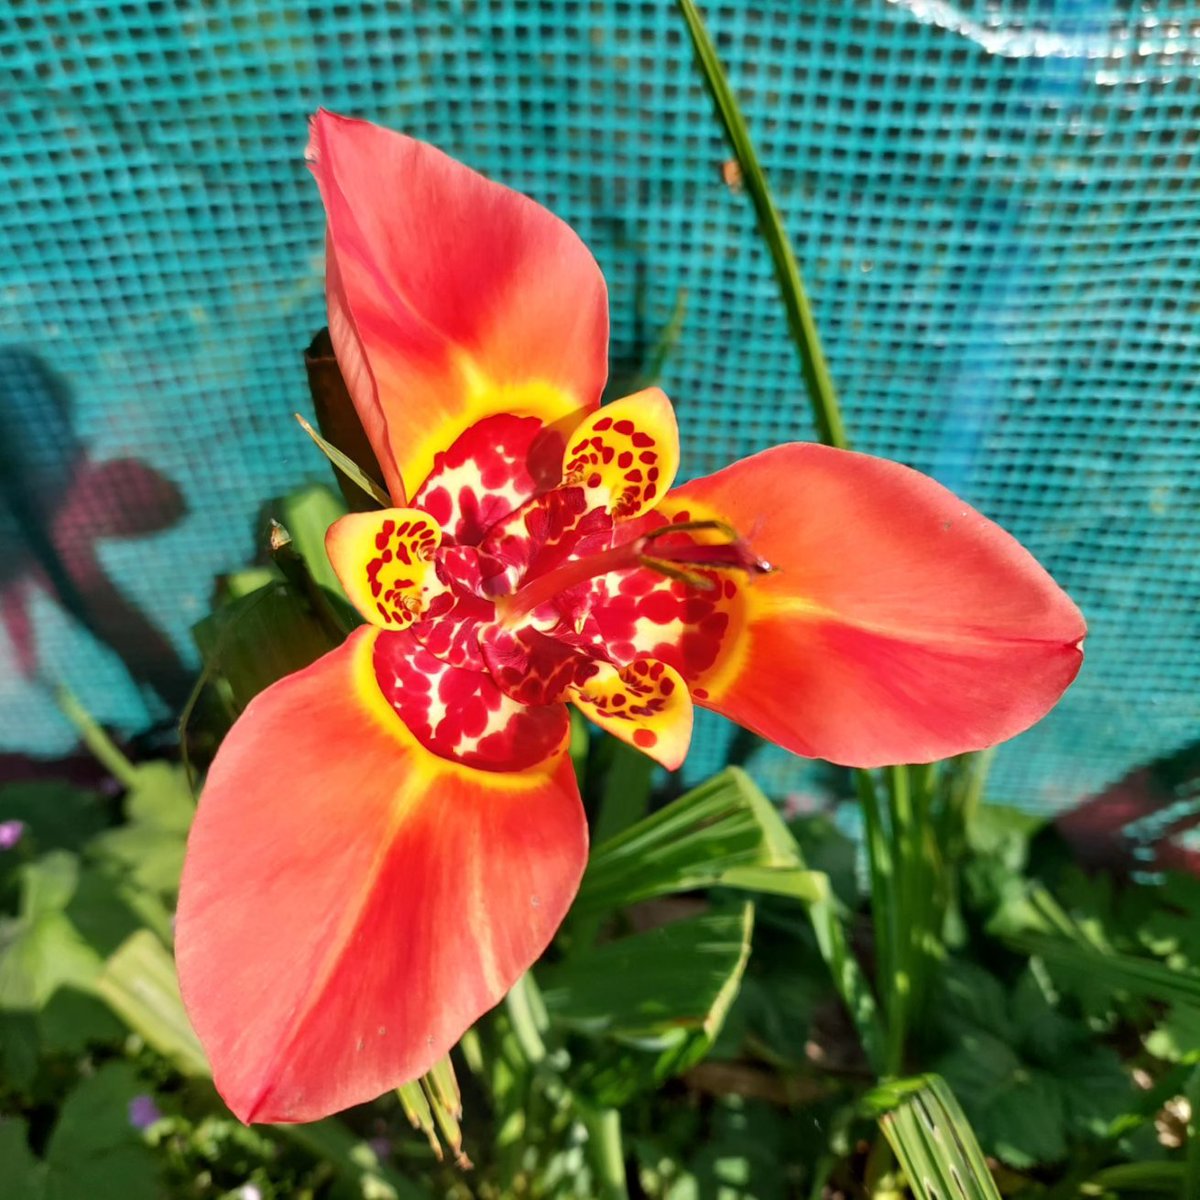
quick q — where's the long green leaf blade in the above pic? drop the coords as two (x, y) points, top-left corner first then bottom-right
(295, 412), (391, 507)
(675, 0), (848, 450)
(94, 931), (209, 1078)
(871, 1074), (1002, 1200)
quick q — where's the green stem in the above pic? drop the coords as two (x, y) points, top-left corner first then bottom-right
(676, 0), (849, 450)
(504, 972), (550, 1066)
(268, 520), (353, 641)
(858, 769), (900, 1070)
(593, 741), (656, 849)
(885, 767), (913, 1075)
(55, 686), (139, 788)
(581, 1106), (630, 1200)
(1184, 1063), (1200, 1200)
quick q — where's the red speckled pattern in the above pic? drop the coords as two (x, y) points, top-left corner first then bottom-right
(365, 513), (441, 627)
(414, 413), (565, 545)
(374, 629), (568, 770)
(586, 509), (741, 681)
(356, 405), (731, 773)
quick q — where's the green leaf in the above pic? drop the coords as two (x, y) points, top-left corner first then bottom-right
(41, 1063), (163, 1200)
(87, 826), (185, 899)
(936, 1034), (1066, 1168)
(1059, 1046), (1136, 1141)
(0, 1014), (39, 1089)
(0, 853), (123, 1052)
(192, 580), (342, 714)
(0, 1117), (43, 1200)
(122, 763), (195, 834)
(576, 768), (884, 1075)
(95, 931), (210, 1078)
(1088, 1162), (1185, 1195)
(542, 905), (754, 1105)
(873, 1075), (1002, 1200)
(936, 960), (1013, 1043)
(545, 905), (753, 1043)
(592, 739), (655, 846)
(1146, 1003), (1200, 1064)
(294, 413), (391, 507)
(271, 483), (348, 596)
(0, 782), (107, 856)
(278, 1117), (433, 1200)
(0, 854), (98, 1007)
(1008, 930), (1200, 1011)
(575, 768), (816, 915)
(669, 1097), (789, 1200)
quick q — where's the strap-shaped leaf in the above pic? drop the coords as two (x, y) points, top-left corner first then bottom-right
(574, 767), (821, 916)
(95, 931), (208, 1078)
(295, 412), (390, 507)
(869, 1074), (1002, 1200)
(541, 905), (754, 1105)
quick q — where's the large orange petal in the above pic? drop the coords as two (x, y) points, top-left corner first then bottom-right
(666, 444), (1086, 768)
(307, 110), (609, 501)
(176, 627), (585, 1123)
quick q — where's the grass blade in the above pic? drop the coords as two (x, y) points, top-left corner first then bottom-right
(675, 0), (848, 450)
(295, 412), (391, 507)
(870, 1074), (1002, 1200)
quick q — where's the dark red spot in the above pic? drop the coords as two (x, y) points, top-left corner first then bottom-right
(614, 419), (635, 435)
(593, 417), (613, 431)
(631, 432), (654, 448)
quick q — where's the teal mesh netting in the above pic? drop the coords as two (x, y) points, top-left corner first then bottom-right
(1, 1), (1197, 814)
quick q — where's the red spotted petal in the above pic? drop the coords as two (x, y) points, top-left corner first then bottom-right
(307, 110), (609, 501)
(562, 387), (679, 519)
(176, 627), (584, 1124)
(325, 508), (445, 628)
(375, 626), (568, 770)
(570, 657), (693, 770)
(413, 412), (566, 545)
(665, 444), (1086, 767)
(588, 514), (743, 679)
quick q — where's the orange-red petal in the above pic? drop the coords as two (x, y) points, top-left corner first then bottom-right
(666, 444), (1086, 768)
(307, 110), (609, 500)
(176, 627), (585, 1123)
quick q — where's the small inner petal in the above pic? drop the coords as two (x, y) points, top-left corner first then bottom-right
(326, 508), (447, 630)
(570, 657), (693, 770)
(560, 388), (679, 521)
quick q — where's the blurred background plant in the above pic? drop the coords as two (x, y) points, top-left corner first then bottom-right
(3, 0), (1199, 1197)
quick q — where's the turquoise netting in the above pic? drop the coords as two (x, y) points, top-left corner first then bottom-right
(2, 1), (1197, 813)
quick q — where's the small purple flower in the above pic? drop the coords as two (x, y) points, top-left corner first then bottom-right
(127, 1094), (162, 1131)
(0, 820), (25, 851)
